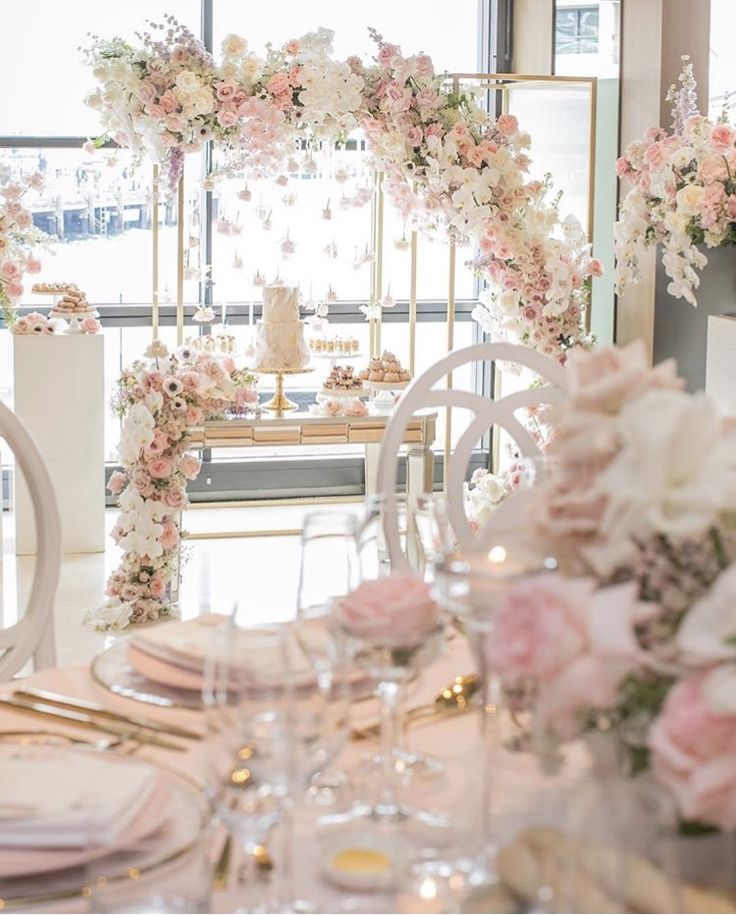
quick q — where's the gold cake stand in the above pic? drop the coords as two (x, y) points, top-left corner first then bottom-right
(258, 367), (314, 416)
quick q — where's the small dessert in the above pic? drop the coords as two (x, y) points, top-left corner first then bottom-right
(360, 353), (412, 386)
(51, 286), (94, 315)
(32, 281), (77, 295)
(322, 365), (364, 395)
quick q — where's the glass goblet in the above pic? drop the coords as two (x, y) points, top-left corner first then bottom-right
(433, 543), (556, 886)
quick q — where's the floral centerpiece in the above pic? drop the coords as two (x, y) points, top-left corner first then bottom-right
(0, 173), (51, 327)
(87, 348), (257, 630)
(494, 341), (736, 830)
(615, 57), (736, 306)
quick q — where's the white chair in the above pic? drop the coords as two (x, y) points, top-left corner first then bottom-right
(375, 342), (569, 572)
(0, 401), (61, 678)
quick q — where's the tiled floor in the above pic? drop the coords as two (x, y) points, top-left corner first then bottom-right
(1, 501), (365, 668)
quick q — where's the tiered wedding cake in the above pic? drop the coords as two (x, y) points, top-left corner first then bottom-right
(252, 286), (310, 372)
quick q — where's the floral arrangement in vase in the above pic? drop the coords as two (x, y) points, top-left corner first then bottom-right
(88, 348), (257, 630)
(494, 342), (736, 830)
(615, 56), (736, 306)
(0, 173), (51, 327)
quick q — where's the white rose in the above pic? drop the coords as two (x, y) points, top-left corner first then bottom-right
(175, 70), (200, 93)
(221, 33), (247, 57)
(701, 664), (736, 714)
(588, 389), (736, 574)
(677, 565), (736, 664)
(84, 599), (131, 631)
(676, 184), (705, 216)
(497, 289), (520, 314)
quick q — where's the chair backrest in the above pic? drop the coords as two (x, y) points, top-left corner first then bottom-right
(0, 401), (61, 678)
(376, 342), (569, 572)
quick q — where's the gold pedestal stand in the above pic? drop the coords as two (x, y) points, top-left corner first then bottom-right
(259, 367), (313, 416)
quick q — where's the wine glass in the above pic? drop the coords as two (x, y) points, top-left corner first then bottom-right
(359, 495), (446, 780)
(295, 511), (360, 805)
(411, 494), (456, 579)
(202, 621), (291, 912)
(433, 542), (557, 886)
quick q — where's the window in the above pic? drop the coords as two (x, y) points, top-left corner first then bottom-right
(709, 0), (736, 120)
(555, 5), (600, 56)
(1, 0), (490, 501)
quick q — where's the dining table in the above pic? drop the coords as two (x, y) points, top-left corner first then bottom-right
(0, 629), (588, 914)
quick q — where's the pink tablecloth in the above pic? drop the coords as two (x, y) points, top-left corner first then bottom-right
(0, 636), (585, 912)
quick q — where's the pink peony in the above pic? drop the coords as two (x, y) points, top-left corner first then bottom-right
(149, 576), (166, 598)
(159, 522), (179, 551)
(487, 575), (649, 730)
(336, 574), (440, 641)
(649, 667), (736, 829)
(178, 453), (201, 480)
(107, 470), (127, 495)
(148, 457), (173, 479)
(343, 398), (368, 417)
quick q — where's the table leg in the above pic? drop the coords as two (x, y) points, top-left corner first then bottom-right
(364, 442), (379, 497)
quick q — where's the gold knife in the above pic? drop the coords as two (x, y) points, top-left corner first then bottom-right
(15, 687), (202, 740)
(0, 696), (187, 752)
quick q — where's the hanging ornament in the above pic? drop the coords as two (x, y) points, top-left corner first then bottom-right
(322, 199), (332, 221)
(232, 252), (243, 269)
(286, 157), (300, 173)
(237, 184), (252, 202)
(338, 194), (351, 211)
(334, 166), (350, 184)
(304, 158), (318, 176)
(272, 270), (284, 287)
(275, 174), (289, 187)
(202, 176), (216, 192)
(262, 211), (273, 231)
(253, 270), (265, 287)
(280, 230), (296, 258)
(216, 218), (232, 235)
(326, 285), (338, 303)
(188, 234), (198, 249)
(382, 285), (396, 309)
(394, 232), (411, 251)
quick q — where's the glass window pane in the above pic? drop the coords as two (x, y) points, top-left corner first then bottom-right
(0, 1), (200, 137)
(212, 0), (479, 74)
(2, 149), (203, 306)
(709, 0), (736, 120)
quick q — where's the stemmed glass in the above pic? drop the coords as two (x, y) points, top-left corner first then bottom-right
(295, 511), (360, 804)
(203, 617), (340, 913)
(433, 543), (556, 886)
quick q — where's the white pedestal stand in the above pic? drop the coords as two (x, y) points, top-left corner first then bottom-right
(13, 334), (105, 555)
(706, 315), (736, 416)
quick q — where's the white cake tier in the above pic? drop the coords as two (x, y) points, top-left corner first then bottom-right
(262, 285), (299, 322)
(252, 320), (311, 371)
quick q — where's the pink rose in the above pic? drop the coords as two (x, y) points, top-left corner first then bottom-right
(25, 257), (41, 274)
(414, 53), (434, 78)
(81, 316), (101, 334)
(488, 576), (649, 730)
(217, 105), (239, 129)
(13, 317), (31, 334)
(159, 522), (179, 551)
(185, 405), (204, 424)
(323, 398), (342, 417)
(181, 372), (200, 392)
(149, 576), (166, 598)
(144, 371), (164, 392)
(343, 398), (368, 417)
(377, 43), (401, 67)
(148, 457), (173, 479)
(131, 469), (154, 497)
(1, 261), (21, 280)
(649, 667), (736, 829)
(178, 453), (201, 480)
(158, 89), (178, 114)
(266, 73), (291, 98)
(711, 124), (735, 150)
(588, 258), (604, 278)
(496, 114), (519, 137)
(121, 583), (143, 602)
(107, 470), (127, 495)
(164, 487), (188, 510)
(405, 127), (423, 147)
(336, 575), (440, 641)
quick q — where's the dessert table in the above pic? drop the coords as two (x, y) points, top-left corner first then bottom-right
(189, 410), (438, 500)
(0, 633), (586, 913)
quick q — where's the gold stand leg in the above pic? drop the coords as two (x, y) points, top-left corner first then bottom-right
(262, 372), (298, 415)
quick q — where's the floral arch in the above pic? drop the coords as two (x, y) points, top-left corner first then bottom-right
(85, 19), (599, 629)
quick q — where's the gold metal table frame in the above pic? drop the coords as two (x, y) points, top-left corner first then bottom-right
(185, 410), (438, 542)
